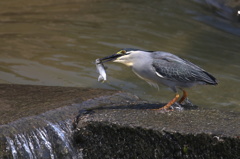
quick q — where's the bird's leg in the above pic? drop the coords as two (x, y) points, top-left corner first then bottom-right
(155, 93), (180, 110)
(178, 89), (188, 104)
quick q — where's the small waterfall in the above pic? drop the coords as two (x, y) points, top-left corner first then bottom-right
(4, 120), (82, 159)
(1, 90), (138, 158)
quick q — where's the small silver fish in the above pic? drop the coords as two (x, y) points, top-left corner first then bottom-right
(95, 59), (107, 82)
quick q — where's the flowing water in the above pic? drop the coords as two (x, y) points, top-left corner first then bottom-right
(0, 0), (240, 112)
(4, 120), (81, 159)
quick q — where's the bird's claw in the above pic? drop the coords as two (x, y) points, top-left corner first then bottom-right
(180, 97), (194, 107)
(172, 102), (184, 111)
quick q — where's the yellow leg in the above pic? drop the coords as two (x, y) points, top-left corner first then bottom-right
(155, 93), (180, 110)
(178, 90), (188, 104)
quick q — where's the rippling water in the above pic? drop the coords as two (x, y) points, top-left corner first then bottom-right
(0, 0), (239, 112)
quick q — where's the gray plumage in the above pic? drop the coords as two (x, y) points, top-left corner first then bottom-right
(98, 48), (218, 110)
(111, 49), (217, 92)
(151, 51), (217, 85)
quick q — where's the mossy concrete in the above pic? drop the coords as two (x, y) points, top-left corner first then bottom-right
(0, 84), (239, 158)
(0, 84), (138, 158)
(74, 103), (240, 158)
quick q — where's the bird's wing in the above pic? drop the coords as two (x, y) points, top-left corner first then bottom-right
(151, 52), (216, 84)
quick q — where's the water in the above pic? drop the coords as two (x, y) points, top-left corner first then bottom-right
(5, 120), (81, 159)
(1, 92), (137, 159)
(0, 0), (239, 112)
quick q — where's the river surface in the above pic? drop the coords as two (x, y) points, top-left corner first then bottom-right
(0, 0), (239, 112)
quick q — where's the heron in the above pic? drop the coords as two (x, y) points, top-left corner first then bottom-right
(97, 48), (217, 110)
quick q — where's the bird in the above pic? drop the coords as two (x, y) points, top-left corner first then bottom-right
(99, 48), (218, 110)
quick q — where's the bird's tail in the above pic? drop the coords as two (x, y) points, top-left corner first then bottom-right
(203, 71), (218, 85)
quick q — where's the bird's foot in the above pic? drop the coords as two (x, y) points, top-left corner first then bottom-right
(153, 93), (180, 111)
(178, 98), (198, 110)
(151, 102), (172, 111)
(152, 107), (174, 112)
(171, 102), (184, 111)
(180, 97), (194, 107)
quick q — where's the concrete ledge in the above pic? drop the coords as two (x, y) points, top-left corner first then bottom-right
(0, 84), (239, 158)
(74, 104), (240, 158)
(0, 84), (139, 158)
(0, 84), (119, 125)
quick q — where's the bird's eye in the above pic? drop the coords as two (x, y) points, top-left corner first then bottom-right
(121, 50), (126, 54)
(117, 50), (126, 54)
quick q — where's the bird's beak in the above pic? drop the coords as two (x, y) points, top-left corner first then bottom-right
(98, 53), (124, 63)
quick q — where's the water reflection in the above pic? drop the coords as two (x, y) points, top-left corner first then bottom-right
(0, 0), (239, 112)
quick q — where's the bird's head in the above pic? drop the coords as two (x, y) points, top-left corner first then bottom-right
(99, 48), (144, 67)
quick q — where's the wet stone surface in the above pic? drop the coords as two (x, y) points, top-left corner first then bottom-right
(0, 84), (120, 125)
(0, 84), (239, 158)
(0, 84), (136, 159)
(74, 104), (240, 158)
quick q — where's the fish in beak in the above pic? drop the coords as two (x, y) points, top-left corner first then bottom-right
(95, 50), (127, 82)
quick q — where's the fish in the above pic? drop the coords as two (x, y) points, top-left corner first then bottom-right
(95, 58), (107, 82)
